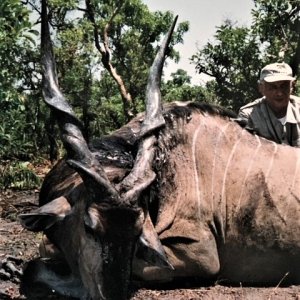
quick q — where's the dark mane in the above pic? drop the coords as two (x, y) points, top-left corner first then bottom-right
(89, 101), (236, 170)
(165, 101), (237, 120)
(157, 101), (237, 150)
(187, 101), (237, 118)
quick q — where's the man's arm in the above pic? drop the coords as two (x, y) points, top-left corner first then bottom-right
(235, 108), (250, 128)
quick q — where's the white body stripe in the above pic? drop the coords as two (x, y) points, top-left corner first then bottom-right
(292, 151), (300, 189)
(237, 135), (261, 209)
(210, 122), (233, 212)
(192, 120), (205, 218)
(221, 129), (246, 218)
(265, 141), (278, 180)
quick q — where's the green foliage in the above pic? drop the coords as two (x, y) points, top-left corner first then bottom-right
(88, 73), (125, 135)
(191, 0), (300, 111)
(252, 0), (300, 63)
(162, 69), (212, 103)
(0, 161), (41, 190)
(48, 0), (188, 137)
(191, 21), (262, 111)
(0, 0), (35, 92)
(2, 0), (189, 163)
(0, 109), (35, 160)
(0, 1), (43, 161)
(92, 0), (189, 109)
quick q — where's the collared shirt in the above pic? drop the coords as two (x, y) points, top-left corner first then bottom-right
(238, 95), (300, 147)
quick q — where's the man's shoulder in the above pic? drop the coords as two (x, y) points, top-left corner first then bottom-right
(290, 95), (300, 105)
(289, 96), (300, 122)
(239, 97), (264, 113)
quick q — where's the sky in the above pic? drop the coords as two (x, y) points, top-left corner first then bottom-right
(143, 0), (254, 84)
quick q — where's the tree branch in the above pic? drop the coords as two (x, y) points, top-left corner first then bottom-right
(85, 0), (134, 120)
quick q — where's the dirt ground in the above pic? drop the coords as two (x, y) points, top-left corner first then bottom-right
(1, 189), (300, 300)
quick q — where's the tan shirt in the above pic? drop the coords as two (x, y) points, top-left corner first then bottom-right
(238, 95), (300, 147)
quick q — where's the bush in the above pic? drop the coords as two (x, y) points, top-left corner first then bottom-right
(0, 161), (41, 190)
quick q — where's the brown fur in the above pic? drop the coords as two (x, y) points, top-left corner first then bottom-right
(136, 103), (300, 285)
(36, 101), (300, 289)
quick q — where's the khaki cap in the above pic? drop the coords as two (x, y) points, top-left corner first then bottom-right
(260, 62), (295, 82)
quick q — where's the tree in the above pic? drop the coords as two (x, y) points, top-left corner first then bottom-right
(191, 20), (262, 111)
(170, 69), (191, 85)
(252, 0), (300, 75)
(82, 0), (189, 120)
(0, 0), (40, 159)
(191, 0), (300, 111)
(0, 0), (191, 164)
(39, 0), (189, 135)
(162, 69), (209, 103)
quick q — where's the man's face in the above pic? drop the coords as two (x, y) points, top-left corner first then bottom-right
(259, 80), (293, 117)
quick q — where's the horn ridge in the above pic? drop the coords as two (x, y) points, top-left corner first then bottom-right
(41, 0), (118, 199)
(117, 16), (179, 202)
(140, 15), (179, 138)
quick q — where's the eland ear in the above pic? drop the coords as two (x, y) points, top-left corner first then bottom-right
(83, 205), (103, 232)
(19, 213), (62, 232)
(19, 196), (71, 232)
(135, 213), (173, 269)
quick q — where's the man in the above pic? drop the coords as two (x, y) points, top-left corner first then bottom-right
(238, 62), (300, 147)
